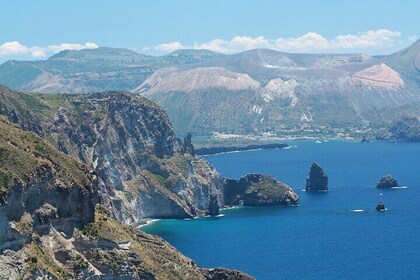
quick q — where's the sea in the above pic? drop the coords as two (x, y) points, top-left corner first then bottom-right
(143, 140), (420, 280)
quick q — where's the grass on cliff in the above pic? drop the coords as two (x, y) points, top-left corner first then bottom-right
(24, 238), (72, 279)
(124, 170), (186, 209)
(0, 116), (91, 203)
(245, 180), (289, 198)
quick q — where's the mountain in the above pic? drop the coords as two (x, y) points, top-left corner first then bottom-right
(162, 49), (225, 65)
(137, 43), (420, 135)
(382, 39), (420, 84)
(1, 42), (418, 137)
(0, 47), (224, 94)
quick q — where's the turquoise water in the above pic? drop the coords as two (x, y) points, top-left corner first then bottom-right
(143, 141), (420, 279)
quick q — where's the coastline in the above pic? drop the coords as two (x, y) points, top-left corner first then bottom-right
(195, 143), (289, 156)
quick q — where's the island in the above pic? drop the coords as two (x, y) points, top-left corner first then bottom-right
(223, 174), (299, 206)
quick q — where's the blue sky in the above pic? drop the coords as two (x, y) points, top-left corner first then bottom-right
(0, 0), (418, 61)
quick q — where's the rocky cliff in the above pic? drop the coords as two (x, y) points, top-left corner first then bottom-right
(0, 86), (298, 226)
(0, 88), (228, 224)
(0, 116), (97, 250)
(1, 205), (254, 279)
(0, 115), (253, 279)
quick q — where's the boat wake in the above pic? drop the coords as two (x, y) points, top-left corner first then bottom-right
(391, 186), (408, 189)
(283, 145), (298, 150)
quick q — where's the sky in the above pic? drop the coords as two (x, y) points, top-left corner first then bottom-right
(0, 0), (419, 62)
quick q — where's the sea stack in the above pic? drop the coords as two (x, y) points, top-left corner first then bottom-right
(207, 194), (220, 216)
(377, 175), (399, 188)
(305, 162), (328, 191)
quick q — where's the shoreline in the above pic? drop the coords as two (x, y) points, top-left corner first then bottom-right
(195, 143), (289, 156)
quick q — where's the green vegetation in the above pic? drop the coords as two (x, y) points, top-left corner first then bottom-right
(25, 236), (72, 279)
(245, 180), (288, 198)
(13, 212), (33, 237)
(0, 116), (90, 203)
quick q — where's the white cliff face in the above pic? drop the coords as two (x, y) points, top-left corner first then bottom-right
(350, 63), (405, 91)
(137, 67), (260, 95)
(262, 78), (298, 106)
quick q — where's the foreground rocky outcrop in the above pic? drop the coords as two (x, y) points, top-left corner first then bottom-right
(305, 162), (329, 191)
(1, 206), (254, 279)
(377, 175), (399, 188)
(0, 116), (97, 251)
(0, 117), (253, 279)
(224, 174), (299, 206)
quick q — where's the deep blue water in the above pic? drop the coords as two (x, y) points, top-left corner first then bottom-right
(143, 141), (420, 279)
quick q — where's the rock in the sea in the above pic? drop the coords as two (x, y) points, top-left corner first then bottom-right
(224, 174), (299, 206)
(376, 202), (386, 211)
(305, 162), (328, 191)
(377, 175), (399, 188)
(207, 194), (220, 216)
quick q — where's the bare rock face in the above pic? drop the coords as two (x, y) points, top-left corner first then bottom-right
(224, 174), (299, 206)
(305, 162), (328, 191)
(0, 117), (98, 250)
(0, 116), (252, 279)
(377, 175), (399, 188)
(0, 89), (224, 223)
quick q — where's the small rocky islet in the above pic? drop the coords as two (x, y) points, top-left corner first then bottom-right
(305, 162), (329, 191)
(376, 202), (386, 211)
(377, 175), (400, 188)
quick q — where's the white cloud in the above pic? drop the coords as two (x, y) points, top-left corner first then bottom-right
(151, 29), (405, 54)
(47, 42), (98, 53)
(31, 50), (46, 58)
(0, 41), (29, 55)
(154, 41), (184, 52)
(0, 41), (99, 59)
